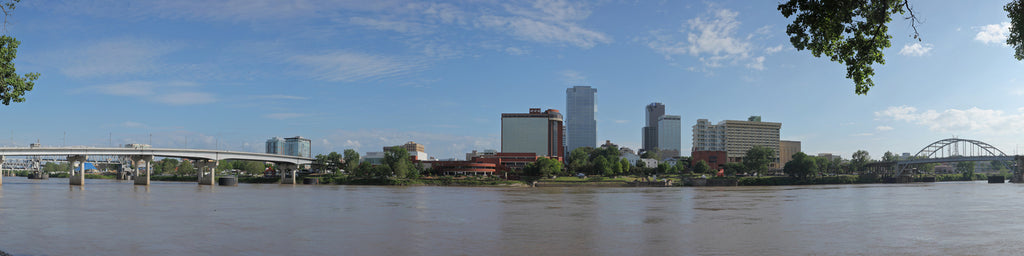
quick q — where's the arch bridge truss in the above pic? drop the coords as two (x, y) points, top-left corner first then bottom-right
(895, 138), (1017, 177)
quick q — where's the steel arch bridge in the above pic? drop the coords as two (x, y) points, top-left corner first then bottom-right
(894, 138), (1017, 177)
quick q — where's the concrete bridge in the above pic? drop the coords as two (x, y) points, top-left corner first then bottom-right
(0, 147), (313, 186)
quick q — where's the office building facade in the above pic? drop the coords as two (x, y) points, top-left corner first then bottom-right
(642, 102), (665, 152)
(284, 136), (312, 158)
(265, 137), (285, 154)
(565, 86), (597, 152)
(779, 140), (802, 165)
(501, 108), (565, 159)
(657, 115), (681, 157)
(692, 116), (782, 168)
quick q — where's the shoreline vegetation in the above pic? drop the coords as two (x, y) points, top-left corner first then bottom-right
(6, 171), (1000, 187)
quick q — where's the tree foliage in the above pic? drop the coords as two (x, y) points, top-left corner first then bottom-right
(780, 0), (1024, 94)
(783, 152), (819, 180)
(343, 149), (360, 171)
(723, 162), (745, 176)
(882, 151), (898, 162)
(742, 146), (775, 174)
(0, 1), (38, 106)
(523, 157), (564, 178)
(693, 160), (711, 174)
(1007, 0), (1024, 60)
(850, 150), (871, 173)
(957, 161), (976, 180)
(384, 147), (415, 178)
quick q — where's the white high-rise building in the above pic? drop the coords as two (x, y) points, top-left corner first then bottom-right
(565, 86), (597, 152)
(657, 115), (681, 157)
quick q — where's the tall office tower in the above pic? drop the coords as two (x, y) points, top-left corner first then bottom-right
(657, 115), (682, 157)
(642, 102), (665, 152)
(501, 108), (565, 159)
(565, 86), (597, 152)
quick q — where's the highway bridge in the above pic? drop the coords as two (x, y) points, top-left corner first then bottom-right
(0, 146), (313, 186)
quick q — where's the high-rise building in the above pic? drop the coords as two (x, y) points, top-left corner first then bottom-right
(692, 116), (782, 168)
(284, 136), (311, 158)
(779, 140), (801, 165)
(565, 86), (597, 152)
(657, 115), (682, 157)
(265, 137), (285, 154)
(501, 108), (565, 159)
(642, 102), (665, 152)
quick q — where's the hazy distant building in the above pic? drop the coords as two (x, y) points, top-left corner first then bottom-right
(642, 102), (665, 152)
(657, 115), (681, 157)
(692, 116), (782, 168)
(385, 141), (428, 160)
(284, 136), (311, 158)
(266, 137), (285, 154)
(817, 153), (842, 162)
(779, 140), (801, 165)
(565, 86), (597, 152)
(501, 108), (565, 159)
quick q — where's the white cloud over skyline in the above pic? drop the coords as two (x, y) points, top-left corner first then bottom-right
(975, 22), (1010, 45)
(899, 43), (933, 56)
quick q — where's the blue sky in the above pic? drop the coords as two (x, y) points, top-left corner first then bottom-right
(3, 0), (1022, 160)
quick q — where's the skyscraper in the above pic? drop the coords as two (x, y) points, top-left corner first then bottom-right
(284, 136), (312, 158)
(642, 102), (665, 152)
(566, 86), (597, 152)
(657, 115), (681, 157)
(266, 137), (285, 154)
(501, 108), (565, 159)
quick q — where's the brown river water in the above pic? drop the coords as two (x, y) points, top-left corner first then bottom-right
(0, 177), (1022, 255)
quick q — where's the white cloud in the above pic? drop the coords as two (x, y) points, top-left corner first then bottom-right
(852, 133), (874, 137)
(876, 126), (894, 131)
(264, 113), (310, 120)
(561, 70), (587, 85)
(899, 43), (933, 56)
(764, 45), (784, 55)
(505, 47), (530, 56)
(290, 51), (428, 82)
(252, 94), (309, 100)
(57, 38), (181, 78)
(349, 17), (431, 34)
(975, 22), (1010, 45)
(875, 105), (1024, 134)
(475, 0), (611, 49)
(84, 81), (215, 105)
(641, 7), (765, 71)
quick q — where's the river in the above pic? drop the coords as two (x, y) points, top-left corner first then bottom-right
(0, 177), (1021, 255)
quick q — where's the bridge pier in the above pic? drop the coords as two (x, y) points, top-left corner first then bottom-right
(132, 155), (153, 186)
(196, 160), (218, 186)
(68, 155), (87, 186)
(0, 155), (5, 185)
(279, 163), (297, 184)
(1014, 156), (1024, 183)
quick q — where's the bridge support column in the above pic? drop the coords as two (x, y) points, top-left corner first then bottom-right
(1014, 156), (1024, 183)
(196, 160), (217, 186)
(132, 155), (153, 186)
(279, 163), (297, 184)
(68, 155), (87, 186)
(0, 155), (5, 185)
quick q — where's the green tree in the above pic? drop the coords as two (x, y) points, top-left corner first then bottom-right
(850, 150), (871, 173)
(742, 146), (775, 175)
(1009, 0), (1024, 60)
(780, 0), (1024, 94)
(524, 157), (563, 178)
(567, 147), (591, 174)
(343, 149), (360, 172)
(783, 152), (819, 180)
(384, 147), (414, 178)
(0, 1), (39, 106)
(179, 160), (195, 176)
(693, 160), (711, 174)
(957, 161), (976, 180)
(723, 162), (745, 176)
(640, 148), (658, 159)
(882, 151), (898, 162)
(656, 162), (670, 175)
(609, 159), (621, 176)
(593, 156), (610, 176)
(619, 158), (630, 175)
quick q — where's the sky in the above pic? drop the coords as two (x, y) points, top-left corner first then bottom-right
(2, 0), (1022, 160)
